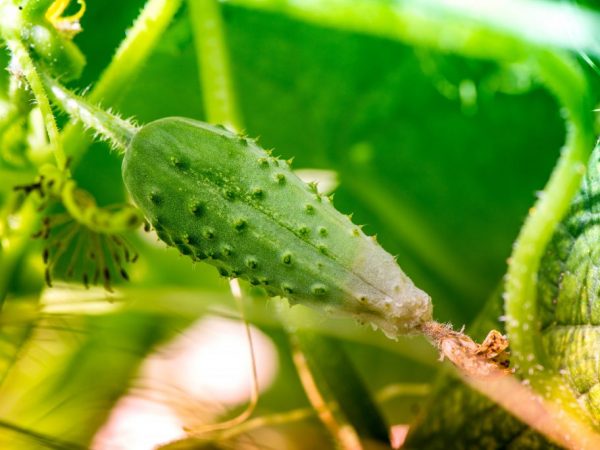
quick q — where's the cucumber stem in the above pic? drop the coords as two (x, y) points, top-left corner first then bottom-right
(40, 72), (138, 152)
(188, 0), (243, 132)
(4, 38), (65, 169)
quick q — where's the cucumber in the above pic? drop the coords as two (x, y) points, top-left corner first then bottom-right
(121, 117), (431, 337)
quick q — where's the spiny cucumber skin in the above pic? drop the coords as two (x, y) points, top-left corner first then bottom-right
(122, 117), (432, 337)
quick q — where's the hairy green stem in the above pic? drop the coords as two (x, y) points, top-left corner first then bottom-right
(41, 73), (138, 151)
(505, 52), (592, 365)
(0, 0), (64, 162)
(187, 0), (243, 131)
(4, 39), (65, 169)
(61, 0), (182, 163)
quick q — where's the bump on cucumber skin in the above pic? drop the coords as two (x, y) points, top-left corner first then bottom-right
(123, 117), (432, 337)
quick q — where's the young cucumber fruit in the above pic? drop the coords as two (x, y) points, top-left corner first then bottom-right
(122, 117), (432, 337)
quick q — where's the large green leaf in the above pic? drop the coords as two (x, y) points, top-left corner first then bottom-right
(536, 145), (600, 420)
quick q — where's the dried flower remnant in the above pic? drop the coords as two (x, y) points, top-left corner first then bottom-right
(33, 215), (138, 292)
(14, 166), (142, 291)
(421, 322), (512, 378)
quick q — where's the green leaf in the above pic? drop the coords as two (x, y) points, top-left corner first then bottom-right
(537, 144), (600, 420)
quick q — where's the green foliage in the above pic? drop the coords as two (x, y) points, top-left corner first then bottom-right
(0, 0), (600, 448)
(537, 145), (600, 421)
